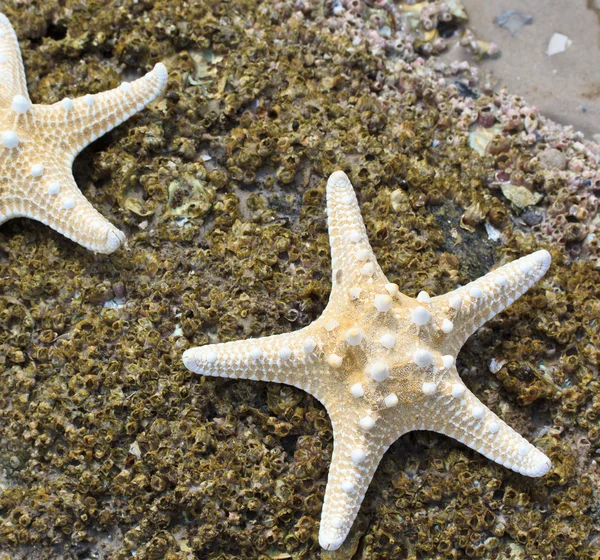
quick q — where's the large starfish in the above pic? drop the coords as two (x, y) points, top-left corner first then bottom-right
(183, 171), (552, 551)
(0, 13), (167, 253)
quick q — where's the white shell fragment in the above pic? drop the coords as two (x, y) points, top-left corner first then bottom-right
(546, 33), (572, 56)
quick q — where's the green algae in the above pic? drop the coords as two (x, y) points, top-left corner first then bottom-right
(0, 0), (599, 558)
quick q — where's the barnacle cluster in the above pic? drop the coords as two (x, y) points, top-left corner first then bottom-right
(0, 0), (598, 558)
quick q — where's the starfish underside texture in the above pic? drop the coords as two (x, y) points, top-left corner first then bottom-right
(184, 170), (552, 551)
(0, 13), (167, 253)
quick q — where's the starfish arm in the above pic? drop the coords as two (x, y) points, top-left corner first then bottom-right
(0, 14), (29, 107)
(432, 250), (551, 349)
(325, 171), (387, 303)
(0, 170), (125, 253)
(420, 376), (551, 477)
(182, 328), (326, 391)
(318, 408), (390, 551)
(34, 63), (168, 156)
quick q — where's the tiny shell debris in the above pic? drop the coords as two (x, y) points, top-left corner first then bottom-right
(485, 221), (502, 241)
(500, 183), (543, 209)
(129, 441), (141, 459)
(546, 33), (572, 56)
(489, 358), (506, 374)
(494, 10), (533, 36)
(468, 124), (503, 155)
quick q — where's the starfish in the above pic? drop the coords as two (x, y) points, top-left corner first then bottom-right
(182, 170), (552, 551)
(0, 13), (167, 253)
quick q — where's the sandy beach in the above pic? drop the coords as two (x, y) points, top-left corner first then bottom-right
(460, 0), (600, 139)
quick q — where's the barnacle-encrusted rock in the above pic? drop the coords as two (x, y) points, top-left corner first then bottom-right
(0, 0), (598, 558)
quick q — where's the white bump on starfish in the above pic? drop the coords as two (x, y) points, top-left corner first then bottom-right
(380, 333), (395, 348)
(385, 283), (399, 296)
(488, 421), (500, 434)
(250, 347), (263, 360)
(182, 170), (553, 551)
(345, 327), (363, 346)
(451, 383), (466, 398)
(356, 248), (370, 261)
(11, 93), (29, 113)
(48, 182), (61, 195)
(495, 275), (507, 287)
(413, 348), (433, 368)
(449, 294), (463, 310)
(278, 347), (292, 360)
(374, 294), (392, 312)
(359, 416), (376, 431)
(331, 517), (345, 529)
(411, 305), (430, 325)
(416, 291), (431, 303)
(442, 355), (455, 369)
(30, 163), (44, 177)
(469, 286), (483, 298)
(303, 338), (317, 353)
(0, 13), (168, 253)
(341, 480), (355, 493)
(441, 318), (454, 333)
(471, 405), (485, 420)
(369, 361), (389, 382)
(422, 382), (437, 396)
(2, 130), (18, 148)
(327, 354), (343, 368)
(360, 262), (375, 276)
(349, 286), (362, 299)
(350, 383), (364, 398)
(350, 449), (366, 464)
(384, 393), (399, 407)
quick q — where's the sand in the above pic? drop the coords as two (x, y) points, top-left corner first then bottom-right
(456, 0), (600, 140)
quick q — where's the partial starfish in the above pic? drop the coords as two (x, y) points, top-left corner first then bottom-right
(183, 171), (552, 551)
(0, 13), (167, 253)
